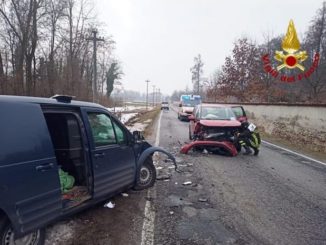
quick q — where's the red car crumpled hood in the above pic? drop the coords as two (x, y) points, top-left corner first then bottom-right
(199, 119), (241, 127)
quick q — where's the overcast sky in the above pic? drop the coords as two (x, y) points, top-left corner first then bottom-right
(95, 0), (324, 95)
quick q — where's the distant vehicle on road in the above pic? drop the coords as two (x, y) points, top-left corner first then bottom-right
(181, 103), (245, 155)
(0, 95), (175, 245)
(178, 94), (201, 121)
(161, 101), (169, 110)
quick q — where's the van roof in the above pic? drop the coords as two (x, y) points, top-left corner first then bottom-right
(0, 95), (106, 109)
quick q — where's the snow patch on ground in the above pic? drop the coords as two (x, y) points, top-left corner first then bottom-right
(121, 113), (138, 124)
(143, 119), (152, 124)
(107, 106), (153, 112)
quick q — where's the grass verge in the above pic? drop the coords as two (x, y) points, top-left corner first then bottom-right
(125, 107), (161, 137)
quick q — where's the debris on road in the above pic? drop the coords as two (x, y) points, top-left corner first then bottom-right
(164, 158), (173, 163)
(198, 198), (208, 202)
(183, 181), (192, 186)
(180, 141), (238, 156)
(157, 174), (171, 180)
(45, 221), (76, 245)
(103, 201), (115, 209)
(156, 166), (163, 170)
(121, 193), (129, 197)
(169, 211), (174, 215)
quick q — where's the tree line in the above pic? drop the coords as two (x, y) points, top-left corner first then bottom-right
(182, 2), (326, 104)
(0, 0), (121, 104)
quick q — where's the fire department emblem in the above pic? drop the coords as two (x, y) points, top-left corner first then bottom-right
(274, 20), (308, 71)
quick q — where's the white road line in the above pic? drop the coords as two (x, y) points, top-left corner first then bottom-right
(140, 190), (156, 245)
(262, 140), (326, 166)
(155, 111), (162, 147)
(140, 111), (162, 245)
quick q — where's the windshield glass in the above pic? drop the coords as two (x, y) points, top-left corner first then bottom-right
(200, 107), (236, 120)
(183, 100), (200, 107)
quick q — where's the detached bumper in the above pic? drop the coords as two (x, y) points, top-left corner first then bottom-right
(180, 140), (238, 156)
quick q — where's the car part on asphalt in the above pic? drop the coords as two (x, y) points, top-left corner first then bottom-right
(180, 140), (238, 156)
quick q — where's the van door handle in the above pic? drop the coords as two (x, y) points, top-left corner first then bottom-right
(94, 152), (105, 158)
(36, 163), (54, 172)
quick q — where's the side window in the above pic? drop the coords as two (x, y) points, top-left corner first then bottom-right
(232, 107), (244, 117)
(112, 120), (126, 144)
(88, 113), (116, 147)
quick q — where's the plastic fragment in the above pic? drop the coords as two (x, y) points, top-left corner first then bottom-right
(183, 181), (192, 186)
(104, 201), (115, 208)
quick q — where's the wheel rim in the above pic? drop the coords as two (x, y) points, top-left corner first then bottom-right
(139, 166), (151, 185)
(3, 227), (40, 245)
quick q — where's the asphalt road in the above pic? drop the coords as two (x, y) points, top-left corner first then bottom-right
(152, 108), (326, 245)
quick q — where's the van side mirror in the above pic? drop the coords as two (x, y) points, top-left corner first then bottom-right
(188, 115), (195, 121)
(132, 131), (144, 141)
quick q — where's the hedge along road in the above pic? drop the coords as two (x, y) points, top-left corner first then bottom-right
(151, 107), (326, 245)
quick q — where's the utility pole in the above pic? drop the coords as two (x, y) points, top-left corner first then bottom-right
(152, 85), (156, 106)
(157, 88), (161, 103)
(87, 29), (104, 102)
(145, 80), (150, 110)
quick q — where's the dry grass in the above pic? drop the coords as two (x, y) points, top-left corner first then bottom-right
(125, 107), (161, 137)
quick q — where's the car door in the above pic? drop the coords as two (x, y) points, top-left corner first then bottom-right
(231, 106), (247, 122)
(190, 105), (200, 134)
(82, 109), (136, 198)
(0, 101), (61, 235)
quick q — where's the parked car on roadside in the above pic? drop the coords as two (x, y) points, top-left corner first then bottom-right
(0, 95), (175, 245)
(161, 101), (169, 110)
(181, 103), (245, 155)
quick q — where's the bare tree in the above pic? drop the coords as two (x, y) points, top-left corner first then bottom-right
(304, 2), (326, 102)
(190, 54), (204, 94)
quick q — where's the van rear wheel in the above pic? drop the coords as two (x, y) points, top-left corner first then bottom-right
(0, 218), (45, 245)
(134, 158), (156, 190)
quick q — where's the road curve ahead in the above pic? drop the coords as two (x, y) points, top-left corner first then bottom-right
(152, 108), (326, 245)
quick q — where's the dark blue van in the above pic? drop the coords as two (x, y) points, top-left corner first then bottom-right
(0, 95), (175, 245)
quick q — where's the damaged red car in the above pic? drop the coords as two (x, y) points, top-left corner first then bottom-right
(181, 104), (246, 156)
